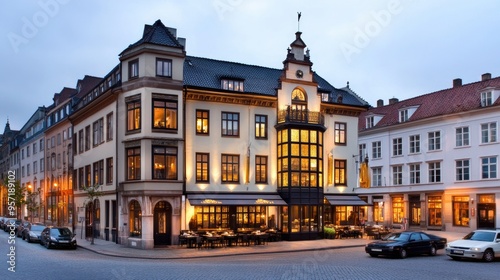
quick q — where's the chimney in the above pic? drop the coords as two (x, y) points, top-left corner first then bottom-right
(481, 73), (491, 81)
(389, 98), (399, 105)
(453, 78), (462, 88)
(377, 99), (384, 107)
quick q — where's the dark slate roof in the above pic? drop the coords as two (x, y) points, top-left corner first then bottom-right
(184, 55), (368, 107)
(358, 76), (500, 132)
(120, 20), (183, 55)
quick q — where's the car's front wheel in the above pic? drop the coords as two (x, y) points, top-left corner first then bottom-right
(369, 253), (378, 257)
(483, 249), (494, 262)
(399, 248), (408, 259)
(429, 245), (437, 256)
(45, 241), (51, 249)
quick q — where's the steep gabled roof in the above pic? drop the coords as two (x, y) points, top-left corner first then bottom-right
(183, 55), (369, 107)
(120, 19), (184, 56)
(359, 76), (500, 131)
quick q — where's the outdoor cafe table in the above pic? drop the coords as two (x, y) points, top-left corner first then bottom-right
(221, 234), (238, 247)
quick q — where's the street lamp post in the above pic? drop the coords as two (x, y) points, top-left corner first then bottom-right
(27, 184), (32, 222)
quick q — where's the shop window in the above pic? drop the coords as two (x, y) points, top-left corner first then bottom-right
(428, 196), (442, 226)
(392, 197), (404, 224)
(452, 196), (469, 227)
(129, 200), (142, 237)
(194, 206), (229, 230)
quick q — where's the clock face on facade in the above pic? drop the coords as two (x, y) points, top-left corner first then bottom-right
(295, 69), (303, 78)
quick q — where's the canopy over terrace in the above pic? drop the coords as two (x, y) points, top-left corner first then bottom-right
(324, 194), (371, 206)
(187, 193), (288, 206)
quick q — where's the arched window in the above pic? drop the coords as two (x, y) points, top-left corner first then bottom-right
(129, 200), (142, 237)
(291, 88), (307, 112)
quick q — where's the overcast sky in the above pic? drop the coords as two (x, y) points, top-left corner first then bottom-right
(2, 0), (500, 130)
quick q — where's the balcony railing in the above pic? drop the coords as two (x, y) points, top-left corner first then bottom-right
(277, 109), (325, 126)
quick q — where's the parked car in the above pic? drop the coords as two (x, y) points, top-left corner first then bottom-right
(16, 221), (30, 237)
(445, 229), (500, 262)
(3, 219), (22, 233)
(40, 227), (77, 249)
(22, 223), (46, 243)
(0, 217), (6, 230)
(365, 231), (447, 258)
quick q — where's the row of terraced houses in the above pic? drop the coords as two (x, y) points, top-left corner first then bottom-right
(0, 20), (498, 249)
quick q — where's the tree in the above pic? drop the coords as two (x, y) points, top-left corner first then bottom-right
(81, 184), (103, 245)
(25, 188), (39, 222)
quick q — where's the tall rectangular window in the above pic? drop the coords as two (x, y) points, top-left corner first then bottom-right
(93, 160), (104, 185)
(156, 58), (172, 77)
(78, 129), (84, 153)
(334, 159), (346, 186)
(129, 59), (138, 79)
(366, 116), (374, 128)
(106, 157), (113, 185)
(481, 122), (497, 143)
(428, 162), (441, 183)
(221, 112), (239, 136)
(456, 159), (470, 181)
(152, 146), (177, 180)
(372, 167), (382, 187)
(372, 141), (381, 159)
(452, 196), (469, 226)
(127, 147), (141, 180)
(127, 100), (141, 132)
(392, 138), (402, 156)
(456, 126), (469, 147)
(481, 91), (492, 107)
(85, 125), (91, 151)
(399, 110), (408, 122)
(409, 135), (420, 154)
(334, 122), (346, 144)
(392, 165), (402, 185)
(255, 155), (268, 184)
(409, 164), (420, 184)
(195, 153), (209, 183)
(153, 98), (177, 129)
(221, 154), (239, 183)
(255, 115), (268, 139)
(106, 113), (113, 141)
(196, 110), (209, 135)
(93, 118), (104, 146)
(392, 197), (404, 224)
(78, 168), (84, 190)
(428, 131), (441, 151)
(428, 196), (442, 226)
(85, 165), (91, 187)
(481, 156), (497, 179)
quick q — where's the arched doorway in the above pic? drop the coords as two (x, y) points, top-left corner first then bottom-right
(154, 201), (172, 246)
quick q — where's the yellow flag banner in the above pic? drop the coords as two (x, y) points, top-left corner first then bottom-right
(359, 161), (370, 188)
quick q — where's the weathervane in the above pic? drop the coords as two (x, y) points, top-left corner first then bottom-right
(297, 12), (301, 31)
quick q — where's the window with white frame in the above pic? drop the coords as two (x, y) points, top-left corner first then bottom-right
(156, 58), (172, 77)
(409, 135), (420, 154)
(481, 122), (497, 144)
(428, 131), (441, 151)
(409, 164), (420, 184)
(392, 138), (402, 156)
(456, 159), (470, 181)
(372, 167), (382, 187)
(221, 79), (244, 92)
(366, 116), (374, 128)
(428, 162), (441, 183)
(392, 165), (403, 185)
(481, 156), (497, 179)
(456, 126), (469, 147)
(481, 91), (492, 107)
(372, 141), (381, 159)
(399, 109), (409, 122)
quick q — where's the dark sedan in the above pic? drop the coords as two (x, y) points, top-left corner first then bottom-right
(40, 227), (77, 249)
(22, 223), (45, 243)
(365, 231), (447, 258)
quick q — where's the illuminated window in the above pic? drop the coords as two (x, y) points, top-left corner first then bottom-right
(153, 146), (177, 180)
(255, 155), (268, 184)
(255, 115), (267, 139)
(392, 197), (404, 224)
(452, 196), (469, 227)
(196, 110), (209, 135)
(129, 200), (142, 237)
(221, 79), (244, 92)
(428, 196), (442, 226)
(334, 159), (346, 185)
(196, 153), (209, 183)
(221, 154), (239, 183)
(127, 147), (141, 180)
(153, 98), (177, 130)
(334, 122), (346, 144)
(126, 100), (141, 132)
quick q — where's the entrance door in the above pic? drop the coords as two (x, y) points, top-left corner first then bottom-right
(154, 201), (172, 246)
(477, 204), (495, 229)
(409, 197), (421, 227)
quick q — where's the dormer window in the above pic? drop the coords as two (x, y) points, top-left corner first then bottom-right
(399, 109), (409, 122)
(481, 91), (492, 107)
(366, 116), (374, 128)
(221, 79), (244, 92)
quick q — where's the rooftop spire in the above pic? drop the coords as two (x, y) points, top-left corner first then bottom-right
(297, 12), (302, 31)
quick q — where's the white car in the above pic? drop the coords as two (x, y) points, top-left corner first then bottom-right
(445, 229), (500, 262)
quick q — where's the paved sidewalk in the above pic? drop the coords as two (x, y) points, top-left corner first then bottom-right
(76, 231), (466, 259)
